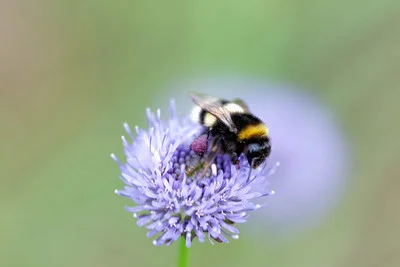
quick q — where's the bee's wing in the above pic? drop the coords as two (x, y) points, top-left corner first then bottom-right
(189, 92), (237, 133)
(232, 98), (249, 113)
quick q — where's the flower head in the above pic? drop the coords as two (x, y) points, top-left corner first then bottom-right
(112, 100), (275, 247)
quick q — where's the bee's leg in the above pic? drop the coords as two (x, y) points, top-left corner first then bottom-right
(200, 151), (216, 178)
(232, 143), (245, 168)
(241, 156), (255, 181)
(230, 153), (240, 169)
(200, 138), (219, 178)
(206, 130), (211, 139)
(230, 152), (238, 162)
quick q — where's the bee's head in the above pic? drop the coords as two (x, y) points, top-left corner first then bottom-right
(246, 139), (271, 168)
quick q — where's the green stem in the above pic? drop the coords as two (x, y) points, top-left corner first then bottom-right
(177, 237), (189, 267)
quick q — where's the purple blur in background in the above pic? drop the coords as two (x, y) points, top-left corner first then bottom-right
(163, 77), (350, 237)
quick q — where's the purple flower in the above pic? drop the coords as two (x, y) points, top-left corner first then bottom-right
(112, 100), (275, 247)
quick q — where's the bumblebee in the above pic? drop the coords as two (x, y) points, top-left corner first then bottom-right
(189, 92), (271, 172)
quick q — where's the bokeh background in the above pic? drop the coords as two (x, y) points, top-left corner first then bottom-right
(1, 1), (399, 267)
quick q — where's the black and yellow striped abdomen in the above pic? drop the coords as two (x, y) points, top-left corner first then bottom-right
(230, 113), (269, 142)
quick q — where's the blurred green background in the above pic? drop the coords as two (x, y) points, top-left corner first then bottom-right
(1, 1), (399, 266)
